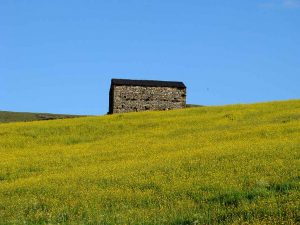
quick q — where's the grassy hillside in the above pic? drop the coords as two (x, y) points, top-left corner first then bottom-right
(0, 111), (84, 123)
(0, 100), (299, 224)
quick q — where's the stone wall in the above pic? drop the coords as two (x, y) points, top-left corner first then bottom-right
(110, 85), (186, 114)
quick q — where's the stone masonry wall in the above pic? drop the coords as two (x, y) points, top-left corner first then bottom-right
(111, 85), (186, 114)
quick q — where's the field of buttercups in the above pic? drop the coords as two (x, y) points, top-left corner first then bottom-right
(0, 100), (299, 224)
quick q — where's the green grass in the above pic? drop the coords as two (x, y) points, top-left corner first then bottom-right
(0, 100), (299, 224)
(0, 111), (85, 123)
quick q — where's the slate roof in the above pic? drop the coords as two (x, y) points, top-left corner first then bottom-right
(111, 79), (186, 88)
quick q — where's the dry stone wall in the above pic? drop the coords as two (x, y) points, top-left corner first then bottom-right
(111, 85), (186, 114)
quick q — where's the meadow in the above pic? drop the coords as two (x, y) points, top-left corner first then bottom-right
(0, 100), (299, 224)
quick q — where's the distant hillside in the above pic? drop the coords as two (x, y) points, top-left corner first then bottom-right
(186, 104), (204, 108)
(0, 100), (299, 224)
(0, 111), (85, 123)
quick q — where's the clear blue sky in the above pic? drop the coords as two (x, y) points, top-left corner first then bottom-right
(1, 0), (299, 115)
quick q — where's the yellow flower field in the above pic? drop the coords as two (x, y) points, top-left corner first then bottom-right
(0, 100), (299, 224)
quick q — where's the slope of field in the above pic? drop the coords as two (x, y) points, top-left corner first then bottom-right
(0, 100), (299, 224)
(0, 111), (84, 123)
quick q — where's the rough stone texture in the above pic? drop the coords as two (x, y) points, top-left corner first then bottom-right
(109, 81), (186, 114)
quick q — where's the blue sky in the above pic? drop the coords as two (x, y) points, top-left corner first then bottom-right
(1, 0), (299, 115)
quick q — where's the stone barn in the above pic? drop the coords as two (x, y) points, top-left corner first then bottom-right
(108, 79), (186, 114)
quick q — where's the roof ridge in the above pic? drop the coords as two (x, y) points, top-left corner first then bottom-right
(111, 78), (186, 88)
